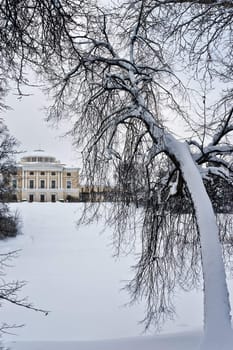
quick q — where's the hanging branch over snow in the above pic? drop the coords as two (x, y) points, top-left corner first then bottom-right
(1, 0), (233, 349)
(41, 3), (233, 348)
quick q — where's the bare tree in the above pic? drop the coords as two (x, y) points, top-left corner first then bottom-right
(36, 2), (233, 349)
(1, 0), (233, 349)
(0, 249), (49, 350)
(0, 0), (91, 95)
(0, 122), (49, 344)
(0, 1), (60, 338)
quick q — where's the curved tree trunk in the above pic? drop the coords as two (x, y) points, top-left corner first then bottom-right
(165, 135), (233, 349)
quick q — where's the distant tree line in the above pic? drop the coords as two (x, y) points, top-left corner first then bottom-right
(0, 121), (19, 238)
(110, 161), (233, 214)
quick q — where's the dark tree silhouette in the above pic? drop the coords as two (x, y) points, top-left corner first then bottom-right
(1, 1), (233, 349)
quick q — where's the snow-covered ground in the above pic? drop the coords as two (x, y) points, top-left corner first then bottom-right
(8, 332), (201, 350)
(0, 203), (231, 349)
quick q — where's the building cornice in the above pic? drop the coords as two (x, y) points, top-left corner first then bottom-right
(18, 164), (65, 171)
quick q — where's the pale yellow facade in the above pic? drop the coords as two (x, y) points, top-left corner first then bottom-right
(12, 151), (80, 202)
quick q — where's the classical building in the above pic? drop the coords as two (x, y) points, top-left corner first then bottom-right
(12, 150), (80, 202)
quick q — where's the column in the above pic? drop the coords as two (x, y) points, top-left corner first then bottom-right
(47, 171), (50, 189)
(61, 172), (63, 189)
(22, 169), (25, 189)
(36, 171), (39, 189)
(25, 171), (27, 189)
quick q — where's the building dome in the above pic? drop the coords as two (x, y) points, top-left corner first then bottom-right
(20, 149), (58, 164)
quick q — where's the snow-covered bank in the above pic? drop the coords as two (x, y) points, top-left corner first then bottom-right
(8, 331), (201, 350)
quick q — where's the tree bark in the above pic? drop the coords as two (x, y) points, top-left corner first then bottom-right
(165, 135), (233, 349)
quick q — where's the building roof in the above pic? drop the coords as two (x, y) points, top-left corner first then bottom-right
(20, 149), (60, 164)
(18, 149), (80, 171)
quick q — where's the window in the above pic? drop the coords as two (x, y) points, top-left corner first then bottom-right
(67, 180), (72, 189)
(67, 172), (71, 176)
(40, 172), (45, 176)
(51, 194), (56, 202)
(29, 171), (34, 175)
(29, 194), (34, 202)
(38, 157), (43, 162)
(51, 172), (56, 176)
(12, 179), (17, 189)
(51, 180), (56, 189)
(40, 194), (45, 202)
(29, 180), (34, 189)
(32, 157), (36, 162)
(40, 180), (45, 189)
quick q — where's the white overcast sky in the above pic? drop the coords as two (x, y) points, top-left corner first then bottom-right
(3, 84), (81, 167)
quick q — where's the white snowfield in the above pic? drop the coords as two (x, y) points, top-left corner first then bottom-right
(1, 203), (233, 350)
(8, 331), (201, 350)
